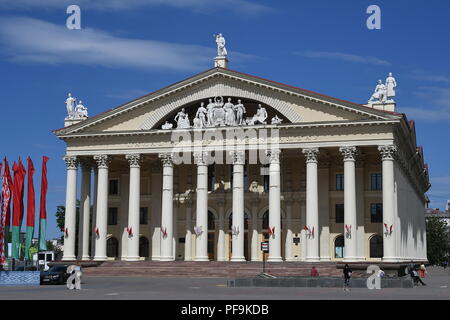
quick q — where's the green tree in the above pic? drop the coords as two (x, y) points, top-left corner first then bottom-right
(54, 202), (80, 256)
(426, 216), (450, 265)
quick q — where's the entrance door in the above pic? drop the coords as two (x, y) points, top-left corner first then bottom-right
(207, 232), (215, 260)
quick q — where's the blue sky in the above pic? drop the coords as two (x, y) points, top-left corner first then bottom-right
(0, 0), (449, 239)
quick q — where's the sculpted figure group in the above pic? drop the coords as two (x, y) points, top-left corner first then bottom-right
(65, 93), (89, 120)
(368, 72), (397, 104)
(165, 97), (280, 130)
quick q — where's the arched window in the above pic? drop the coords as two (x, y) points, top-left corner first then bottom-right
(334, 235), (344, 258)
(106, 237), (119, 258)
(228, 212), (249, 230)
(139, 237), (149, 258)
(208, 211), (215, 230)
(370, 235), (383, 258)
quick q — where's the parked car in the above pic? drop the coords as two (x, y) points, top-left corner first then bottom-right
(14, 265), (38, 271)
(40, 265), (70, 285)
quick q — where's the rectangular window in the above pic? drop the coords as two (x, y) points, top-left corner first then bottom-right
(108, 207), (118, 225)
(109, 179), (119, 195)
(370, 173), (382, 190)
(335, 204), (344, 223)
(336, 174), (344, 191)
(140, 207), (148, 225)
(370, 203), (383, 223)
(208, 165), (215, 192)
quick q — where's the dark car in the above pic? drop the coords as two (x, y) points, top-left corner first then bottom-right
(14, 265), (38, 271)
(40, 265), (70, 285)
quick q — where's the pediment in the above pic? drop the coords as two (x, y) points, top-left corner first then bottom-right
(55, 68), (400, 136)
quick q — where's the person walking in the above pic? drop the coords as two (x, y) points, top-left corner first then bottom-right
(310, 266), (319, 277)
(343, 264), (352, 291)
(410, 267), (426, 286)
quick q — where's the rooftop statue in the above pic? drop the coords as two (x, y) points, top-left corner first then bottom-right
(215, 33), (227, 57)
(234, 99), (246, 125)
(385, 72), (397, 102)
(74, 100), (88, 119)
(271, 115), (283, 125)
(368, 80), (387, 104)
(65, 93), (76, 119)
(223, 98), (236, 126)
(161, 121), (173, 130)
(174, 108), (190, 129)
(247, 104), (268, 125)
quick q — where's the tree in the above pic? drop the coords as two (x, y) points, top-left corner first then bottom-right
(54, 202), (80, 255)
(426, 216), (450, 265)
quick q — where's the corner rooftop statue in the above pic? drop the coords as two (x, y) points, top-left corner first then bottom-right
(367, 72), (397, 112)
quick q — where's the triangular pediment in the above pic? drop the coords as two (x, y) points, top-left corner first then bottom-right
(54, 68), (401, 136)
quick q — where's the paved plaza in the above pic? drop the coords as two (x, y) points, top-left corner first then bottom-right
(0, 267), (448, 300)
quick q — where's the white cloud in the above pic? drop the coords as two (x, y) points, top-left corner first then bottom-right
(0, 16), (254, 72)
(0, 0), (272, 15)
(400, 86), (450, 122)
(300, 51), (391, 66)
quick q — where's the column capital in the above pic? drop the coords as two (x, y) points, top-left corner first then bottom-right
(230, 150), (245, 165)
(126, 154), (143, 168)
(63, 155), (78, 170)
(266, 149), (281, 164)
(339, 146), (357, 162)
(158, 153), (174, 167)
(302, 148), (319, 163)
(378, 145), (397, 160)
(193, 151), (209, 166)
(93, 155), (112, 169)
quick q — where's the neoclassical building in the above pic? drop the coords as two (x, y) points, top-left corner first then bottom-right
(54, 56), (430, 264)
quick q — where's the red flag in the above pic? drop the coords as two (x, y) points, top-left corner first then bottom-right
(26, 157), (35, 228)
(3, 159), (13, 227)
(12, 162), (21, 228)
(39, 156), (49, 220)
(18, 158), (26, 224)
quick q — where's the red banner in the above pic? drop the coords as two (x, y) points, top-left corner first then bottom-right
(26, 157), (35, 228)
(39, 156), (49, 220)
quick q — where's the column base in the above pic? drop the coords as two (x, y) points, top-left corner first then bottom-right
(194, 256), (209, 262)
(285, 258), (296, 262)
(320, 257), (332, 262)
(151, 256), (161, 261)
(62, 256), (76, 261)
(267, 257), (283, 262)
(305, 257), (320, 262)
(343, 257), (360, 262)
(382, 257), (400, 262)
(93, 256), (107, 261)
(356, 257), (366, 261)
(160, 256), (175, 262)
(125, 256), (141, 262)
(184, 258), (193, 261)
(231, 256), (246, 262)
(217, 258), (226, 262)
(251, 258), (262, 262)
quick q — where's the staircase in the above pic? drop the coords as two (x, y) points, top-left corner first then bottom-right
(83, 261), (343, 278)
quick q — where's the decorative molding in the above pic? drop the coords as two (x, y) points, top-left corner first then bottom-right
(339, 146), (357, 162)
(63, 156), (78, 170)
(302, 148), (319, 163)
(93, 155), (112, 169)
(378, 145), (397, 160)
(125, 154), (142, 168)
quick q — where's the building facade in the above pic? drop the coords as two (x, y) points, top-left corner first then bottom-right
(54, 65), (430, 263)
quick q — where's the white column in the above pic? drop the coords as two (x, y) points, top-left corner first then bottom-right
(78, 160), (91, 260)
(159, 153), (174, 261)
(230, 150), (245, 262)
(299, 200), (307, 261)
(378, 145), (397, 262)
(194, 151), (209, 261)
(216, 200), (226, 261)
(90, 168), (98, 259)
(318, 160), (331, 261)
(184, 200), (193, 261)
(120, 174), (130, 260)
(173, 200), (179, 260)
(151, 166), (162, 260)
(250, 198), (260, 261)
(267, 149), (282, 262)
(303, 148), (320, 262)
(93, 155), (111, 261)
(125, 154), (142, 261)
(340, 146), (358, 262)
(62, 156), (78, 261)
(285, 199), (294, 261)
(356, 159), (366, 261)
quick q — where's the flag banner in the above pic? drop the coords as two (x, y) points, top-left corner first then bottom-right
(38, 156), (49, 251)
(11, 160), (26, 259)
(25, 157), (35, 261)
(1, 159), (13, 262)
